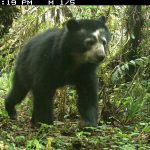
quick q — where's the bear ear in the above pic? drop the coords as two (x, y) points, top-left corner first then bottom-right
(66, 19), (81, 31)
(99, 16), (106, 24)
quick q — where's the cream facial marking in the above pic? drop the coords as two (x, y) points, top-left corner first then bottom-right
(92, 28), (106, 42)
(72, 28), (107, 64)
(82, 28), (107, 63)
(84, 42), (105, 62)
(101, 36), (107, 45)
(92, 30), (100, 41)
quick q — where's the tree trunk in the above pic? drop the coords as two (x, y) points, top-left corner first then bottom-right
(123, 5), (144, 82)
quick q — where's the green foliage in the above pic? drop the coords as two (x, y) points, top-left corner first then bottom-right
(0, 71), (13, 88)
(0, 6), (20, 38)
(124, 95), (146, 123)
(27, 139), (44, 150)
(112, 56), (150, 83)
(0, 6), (150, 150)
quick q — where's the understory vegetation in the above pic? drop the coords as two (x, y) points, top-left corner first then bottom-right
(0, 6), (150, 149)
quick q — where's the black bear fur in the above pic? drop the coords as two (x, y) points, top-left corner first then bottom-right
(5, 16), (110, 127)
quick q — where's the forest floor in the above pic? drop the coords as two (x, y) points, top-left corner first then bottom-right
(0, 74), (150, 150)
(0, 96), (150, 150)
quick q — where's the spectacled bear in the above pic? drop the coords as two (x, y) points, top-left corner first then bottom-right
(5, 16), (110, 127)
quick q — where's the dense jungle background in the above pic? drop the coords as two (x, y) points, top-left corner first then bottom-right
(0, 5), (150, 150)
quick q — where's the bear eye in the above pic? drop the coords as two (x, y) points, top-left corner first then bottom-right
(84, 36), (96, 47)
(101, 37), (107, 46)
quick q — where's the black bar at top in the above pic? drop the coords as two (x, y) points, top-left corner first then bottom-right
(1, 0), (149, 5)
